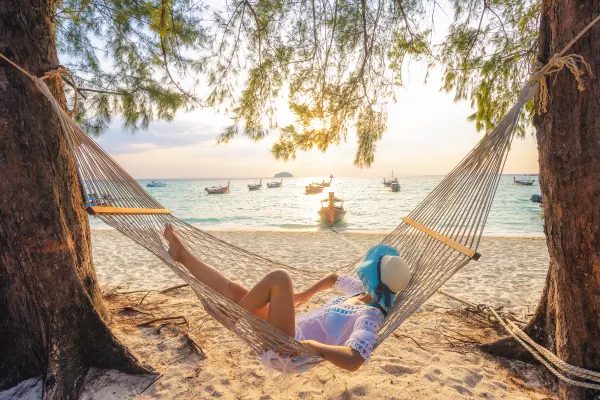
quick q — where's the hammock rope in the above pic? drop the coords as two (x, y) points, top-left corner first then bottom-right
(437, 290), (600, 389)
(6, 61), (535, 364)
(0, 13), (597, 371)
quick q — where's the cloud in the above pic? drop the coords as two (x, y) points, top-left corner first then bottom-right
(128, 142), (158, 150)
(95, 109), (230, 154)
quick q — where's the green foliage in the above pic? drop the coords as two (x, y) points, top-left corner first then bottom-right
(207, 0), (539, 165)
(56, 0), (209, 134)
(439, 0), (540, 135)
(209, 0), (434, 166)
(55, 0), (540, 165)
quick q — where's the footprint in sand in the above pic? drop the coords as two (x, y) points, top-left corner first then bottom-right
(381, 364), (420, 375)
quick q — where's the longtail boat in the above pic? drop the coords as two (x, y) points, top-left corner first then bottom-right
(318, 192), (346, 225)
(305, 183), (324, 195)
(205, 181), (230, 194)
(267, 178), (283, 188)
(248, 180), (262, 191)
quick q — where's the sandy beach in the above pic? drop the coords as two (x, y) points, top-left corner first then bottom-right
(3, 230), (556, 399)
(93, 230), (550, 313)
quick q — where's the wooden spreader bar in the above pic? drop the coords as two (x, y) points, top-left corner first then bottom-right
(402, 217), (481, 261)
(87, 206), (170, 215)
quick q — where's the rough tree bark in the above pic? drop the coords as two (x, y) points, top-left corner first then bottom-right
(483, 1), (600, 399)
(0, 1), (152, 398)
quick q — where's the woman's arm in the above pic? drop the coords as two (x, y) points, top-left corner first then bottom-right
(294, 273), (339, 307)
(301, 340), (365, 372)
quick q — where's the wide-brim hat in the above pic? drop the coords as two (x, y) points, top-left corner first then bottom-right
(356, 244), (411, 313)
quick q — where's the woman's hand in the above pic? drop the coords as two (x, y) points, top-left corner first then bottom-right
(294, 290), (312, 308)
(294, 274), (338, 309)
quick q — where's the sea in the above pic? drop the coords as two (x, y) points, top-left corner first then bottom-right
(88, 175), (544, 237)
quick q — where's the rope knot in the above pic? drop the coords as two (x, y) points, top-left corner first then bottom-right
(532, 53), (594, 114)
(40, 65), (79, 117)
(41, 65), (69, 81)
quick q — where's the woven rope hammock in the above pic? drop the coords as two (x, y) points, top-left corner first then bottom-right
(1, 49), (539, 369)
(33, 77), (537, 368)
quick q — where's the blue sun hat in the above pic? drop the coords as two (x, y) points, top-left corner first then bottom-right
(356, 244), (412, 313)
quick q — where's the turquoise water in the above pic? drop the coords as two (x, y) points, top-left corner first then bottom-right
(89, 176), (544, 236)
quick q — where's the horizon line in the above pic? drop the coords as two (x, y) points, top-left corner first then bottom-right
(135, 173), (540, 180)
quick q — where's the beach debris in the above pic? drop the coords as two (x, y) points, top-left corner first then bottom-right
(106, 287), (207, 361)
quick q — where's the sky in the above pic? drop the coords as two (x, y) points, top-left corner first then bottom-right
(96, 63), (540, 179)
(91, 7), (540, 180)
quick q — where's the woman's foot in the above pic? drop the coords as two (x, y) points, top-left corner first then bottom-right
(163, 224), (187, 263)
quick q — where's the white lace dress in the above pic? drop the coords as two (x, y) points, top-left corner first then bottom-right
(262, 274), (384, 373)
(294, 274), (384, 363)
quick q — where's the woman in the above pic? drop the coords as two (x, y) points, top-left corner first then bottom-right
(163, 224), (411, 371)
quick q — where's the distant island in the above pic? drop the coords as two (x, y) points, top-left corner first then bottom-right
(274, 172), (293, 178)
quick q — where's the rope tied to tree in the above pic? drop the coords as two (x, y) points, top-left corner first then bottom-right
(40, 65), (79, 117)
(437, 290), (600, 390)
(488, 307), (600, 390)
(531, 53), (594, 114)
(529, 12), (600, 114)
(0, 53), (79, 116)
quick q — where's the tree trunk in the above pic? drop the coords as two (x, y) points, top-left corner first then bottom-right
(0, 1), (152, 398)
(483, 1), (600, 399)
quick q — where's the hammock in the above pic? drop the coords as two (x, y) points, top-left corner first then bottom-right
(19, 65), (536, 369)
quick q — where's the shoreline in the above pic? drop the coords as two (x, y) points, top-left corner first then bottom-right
(91, 226), (545, 239)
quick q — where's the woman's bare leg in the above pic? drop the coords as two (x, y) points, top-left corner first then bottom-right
(238, 270), (296, 337)
(163, 224), (268, 319)
(164, 224), (295, 335)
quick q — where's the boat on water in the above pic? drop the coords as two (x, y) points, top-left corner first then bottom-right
(531, 194), (543, 204)
(514, 177), (535, 186)
(305, 183), (324, 195)
(318, 192), (346, 225)
(147, 180), (167, 187)
(315, 175), (334, 187)
(205, 182), (230, 194)
(248, 180), (262, 191)
(383, 170), (399, 187)
(390, 182), (401, 192)
(267, 179), (283, 188)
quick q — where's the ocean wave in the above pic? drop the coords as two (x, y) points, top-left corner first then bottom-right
(184, 217), (221, 224)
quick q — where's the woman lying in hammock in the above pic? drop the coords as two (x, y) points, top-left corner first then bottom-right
(164, 224), (411, 372)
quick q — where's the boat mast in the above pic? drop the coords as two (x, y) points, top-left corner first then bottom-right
(329, 192), (335, 225)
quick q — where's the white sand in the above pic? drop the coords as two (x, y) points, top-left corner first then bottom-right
(2, 231), (555, 399)
(92, 230), (549, 312)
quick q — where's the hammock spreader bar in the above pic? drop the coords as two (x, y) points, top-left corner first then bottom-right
(87, 206), (171, 215)
(402, 217), (481, 260)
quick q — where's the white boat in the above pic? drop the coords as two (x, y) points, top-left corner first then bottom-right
(514, 176), (535, 186)
(383, 170), (398, 187)
(248, 180), (262, 191)
(147, 180), (167, 187)
(267, 178), (283, 188)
